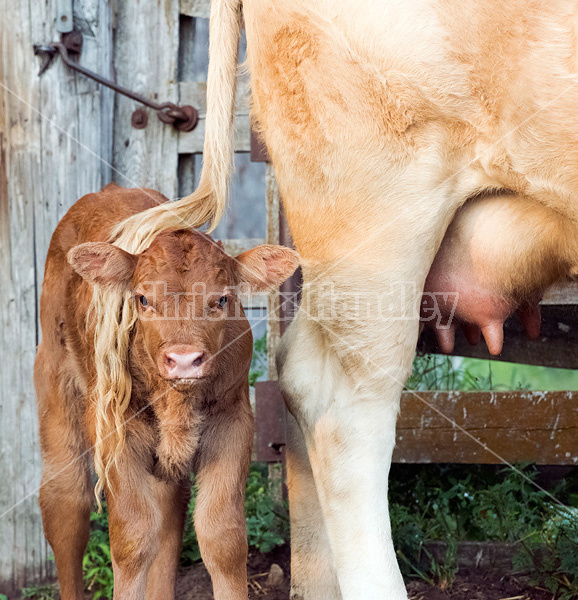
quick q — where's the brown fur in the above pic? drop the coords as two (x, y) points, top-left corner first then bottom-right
(34, 184), (298, 600)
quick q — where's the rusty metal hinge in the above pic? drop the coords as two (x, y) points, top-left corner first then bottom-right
(34, 31), (198, 132)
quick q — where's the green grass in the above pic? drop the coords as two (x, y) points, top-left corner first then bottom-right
(390, 463), (578, 594)
(248, 332), (267, 386)
(407, 353), (578, 392)
(461, 357), (578, 391)
(19, 585), (56, 600)
(83, 505), (113, 600)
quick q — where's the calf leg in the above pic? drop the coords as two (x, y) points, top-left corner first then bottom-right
(36, 357), (92, 600)
(193, 393), (253, 600)
(145, 481), (189, 600)
(39, 440), (92, 600)
(106, 447), (175, 600)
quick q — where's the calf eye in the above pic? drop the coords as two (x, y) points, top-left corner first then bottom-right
(217, 296), (228, 309)
(139, 295), (149, 308)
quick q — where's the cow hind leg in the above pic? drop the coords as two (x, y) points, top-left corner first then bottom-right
(285, 411), (342, 600)
(278, 324), (342, 600)
(278, 305), (413, 600)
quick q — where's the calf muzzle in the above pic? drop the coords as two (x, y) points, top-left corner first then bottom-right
(158, 344), (210, 380)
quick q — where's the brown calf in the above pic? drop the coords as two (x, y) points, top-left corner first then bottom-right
(34, 184), (298, 600)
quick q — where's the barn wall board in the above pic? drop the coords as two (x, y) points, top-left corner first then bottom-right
(0, 0), (113, 591)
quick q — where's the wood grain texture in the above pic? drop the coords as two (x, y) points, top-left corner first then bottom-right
(178, 114), (251, 154)
(255, 384), (578, 466)
(180, 0), (211, 19)
(265, 165), (281, 380)
(112, 0), (180, 199)
(178, 79), (250, 119)
(395, 391), (578, 464)
(0, 0), (113, 592)
(178, 66), (252, 155)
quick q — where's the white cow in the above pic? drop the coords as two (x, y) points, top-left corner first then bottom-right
(115, 1), (578, 598)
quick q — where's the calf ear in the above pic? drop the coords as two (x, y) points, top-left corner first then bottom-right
(236, 245), (300, 292)
(67, 242), (138, 288)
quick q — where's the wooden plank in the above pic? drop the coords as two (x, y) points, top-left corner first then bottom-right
(0, 5), (44, 589)
(265, 165), (281, 379)
(419, 304), (578, 369)
(178, 80), (250, 154)
(35, 5), (115, 304)
(178, 113), (251, 154)
(400, 391), (577, 429)
(254, 385), (578, 465)
(395, 390), (578, 465)
(278, 200), (301, 336)
(0, 0), (113, 591)
(180, 0), (211, 19)
(112, 0), (181, 199)
(542, 280), (578, 305)
(255, 381), (287, 461)
(178, 80), (250, 119)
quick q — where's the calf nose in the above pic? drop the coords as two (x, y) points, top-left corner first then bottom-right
(161, 347), (207, 379)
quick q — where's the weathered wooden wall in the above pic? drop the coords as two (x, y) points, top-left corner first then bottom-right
(0, 0), (114, 593)
(0, 0), (185, 592)
(394, 390), (578, 464)
(112, 0), (180, 198)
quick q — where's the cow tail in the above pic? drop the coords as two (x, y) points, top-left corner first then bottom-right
(88, 0), (243, 503)
(112, 0), (243, 254)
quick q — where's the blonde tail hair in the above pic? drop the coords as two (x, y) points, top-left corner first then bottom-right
(90, 0), (243, 503)
(112, 0), (243, 254)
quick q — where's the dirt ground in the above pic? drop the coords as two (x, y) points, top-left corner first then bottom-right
(175, 545), (554, 600)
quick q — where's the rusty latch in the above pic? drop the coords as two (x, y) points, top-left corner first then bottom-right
(34, 32), (198, 132)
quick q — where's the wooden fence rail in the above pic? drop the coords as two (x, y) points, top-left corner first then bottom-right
(256, 384), (578, 466)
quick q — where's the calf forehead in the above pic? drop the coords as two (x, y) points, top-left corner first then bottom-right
(135, 230), (234, 288)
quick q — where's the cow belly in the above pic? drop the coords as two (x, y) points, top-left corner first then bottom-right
(423, 194), (578, 355)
